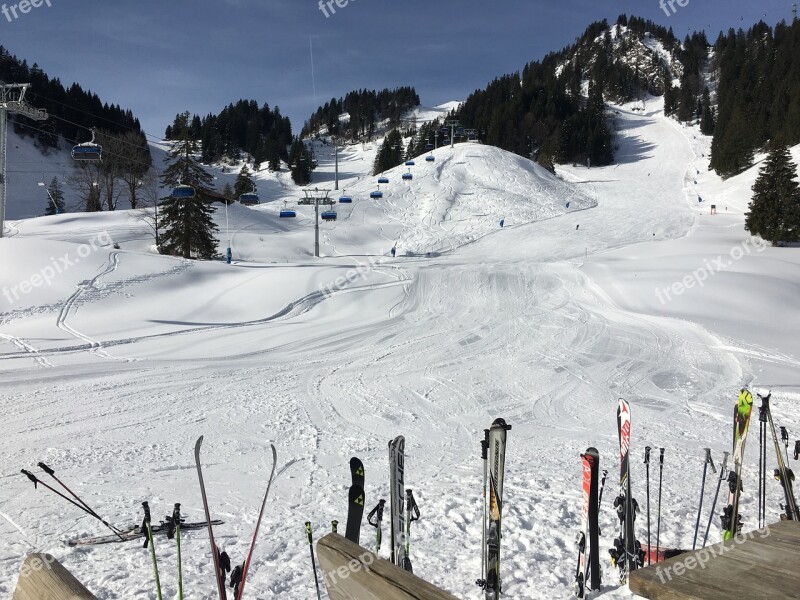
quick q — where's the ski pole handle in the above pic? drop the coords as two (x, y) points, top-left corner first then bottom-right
(367, 499), (385, 527)
(37, 462), (55, 476)
(406, 490), (420, 523)
(21, 469), (38, 487)
(331, 520), (338, 534)
(481, 430), (489, 459)
(305, 521), (313, 545)
(780, 427), (789, 444)
(142, 501), (152, 523)
(795, 441), (799, 461)
(659, 448), (665, 464)
(644, 446), (651, 464)
(704, 448), (716, 473)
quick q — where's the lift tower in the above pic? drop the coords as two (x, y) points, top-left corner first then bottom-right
(0, 83), (48, 237)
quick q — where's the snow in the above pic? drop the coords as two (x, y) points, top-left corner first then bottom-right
(1, 95), (799, 600)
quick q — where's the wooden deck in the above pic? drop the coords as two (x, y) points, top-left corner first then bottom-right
(316, 533), (459, 600)
(629, 520), (800, 599)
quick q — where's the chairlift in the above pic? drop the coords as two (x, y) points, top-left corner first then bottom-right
(338, 196), (353, 203)
(378, 177), (389, 184)
(239, 193), (260, 206)
(280, 208), (296, 218)
(405, 160), (415, 166)
(425, 143), (434, 151)
(426, 155), (435, 162)
(71, 129), (102, 161)
(402, 172), (413, 181)
(321, 209), (337, 221)
(170, 184), (196, 199)
(370, 191), (384, 199)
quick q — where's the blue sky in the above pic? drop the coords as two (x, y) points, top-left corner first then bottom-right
(0, 0), (794, 139)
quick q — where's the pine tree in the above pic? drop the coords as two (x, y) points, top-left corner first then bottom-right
(288, 139), (313, 185)
(44, 176), (65, 215)
(373, 129), (404, 174)
(222, 183), (234, 202)
(745, 143), (800, 245)
(700, 87), (715, 135)
(159, 112), (219, 259)
(234, 165), (255, 199)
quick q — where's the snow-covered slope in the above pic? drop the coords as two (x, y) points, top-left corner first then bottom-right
(1, 97), (799, 600)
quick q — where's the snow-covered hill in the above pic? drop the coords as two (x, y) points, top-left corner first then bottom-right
(1, 96), (799, 600)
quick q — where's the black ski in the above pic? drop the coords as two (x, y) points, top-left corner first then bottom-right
(346, 457), (366, 544)
(67, 519), (225, 546)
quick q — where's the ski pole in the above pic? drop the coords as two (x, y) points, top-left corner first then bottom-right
(367, 499), (386, 553)
(795, 440), (800, 461)
(36, 462), (123, 534)
(692, 449), (715, 550)
(644, 447), (651, 565)
(404, 489), (420, 573)
(759, 400), (768, 528)
(141, 502), (163, 600)
(173, 503), (184, 600)
(20, 469), (125, 541)
(702, 451), (728, 547)
(655, 448), (664, 562)
(479, 428), (489, 589)
(305, 522), (322, 600)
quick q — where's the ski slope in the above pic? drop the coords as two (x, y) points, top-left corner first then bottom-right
(1, 98), (799, 599)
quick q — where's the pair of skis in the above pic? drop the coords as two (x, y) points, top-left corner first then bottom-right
(574, 448), (601, 598)
(388, 435), (420, 572)
(195, 436), (277, 600)
(720, 389), (798, 540)
(476, 418), (512, 600)
(609, 399), (643, 584)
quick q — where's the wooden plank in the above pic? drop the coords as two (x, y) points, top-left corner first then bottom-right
(630, 521), (800, 600)
(317, 533), (459, 600)
(13, 553), (96, 600)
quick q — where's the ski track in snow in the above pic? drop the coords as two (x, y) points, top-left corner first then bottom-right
(1, 101), (799, 599)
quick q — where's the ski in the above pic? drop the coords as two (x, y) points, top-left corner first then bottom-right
(388, 435), (407, 569)
(761, 393), (799, 521)
(234, 443), (278, 600)
(610, 398), (641, 583)
(721, 389), (754, 540)
(575, 449), (592, 598)
(67, 519), (224, 546)
(195, 436), (229, 600)
(483, 418), (511, 600)
(346, 457), (366, 544)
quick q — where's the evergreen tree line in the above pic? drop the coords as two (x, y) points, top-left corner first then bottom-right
(165, 100), (292, 171)
(707, 20), (800, 177)
(0, 46), (143, 151)
(302, 87), (420, 141)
